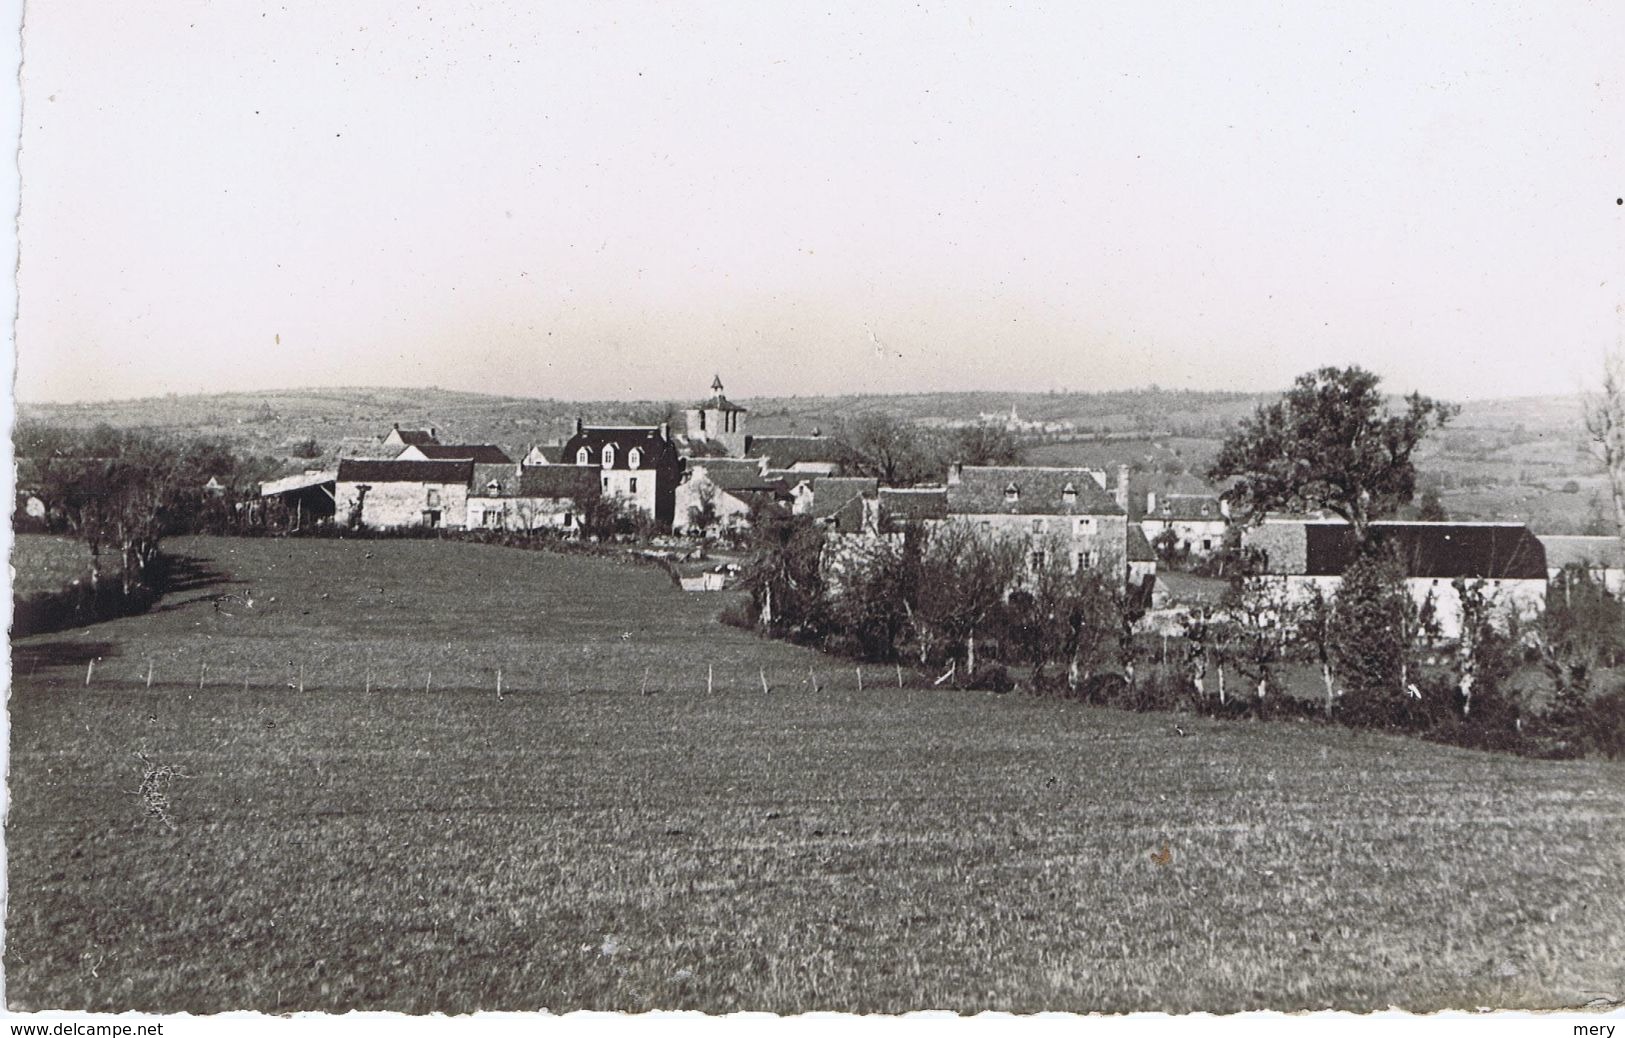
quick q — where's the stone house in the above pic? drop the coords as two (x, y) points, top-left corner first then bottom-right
(1139, 492), (1231, 557)
(560, 420), (684, 528)
(335, 459), (473, 530)
(1242, 518), (1548, 639)
(465, 466), (602, 532)
(673, 458), (785, 535)
(944, 464), (1128, 578)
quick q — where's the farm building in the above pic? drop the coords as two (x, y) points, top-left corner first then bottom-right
(465, 466), (602, 532)
(945, 464), (1128, 577)
(1242, 518), (1548, 639)
(807, 477), (880, 533)
(1139, 492), (1231, 557)
(1538, 534), (1625, 594)
(876, 486), (948, 530)
(560, 421), (684, 529)
(335, 459), (474, 530)
(396, 443), (513, 464)
(1127, 524), (1158, 586)
(259, 469), (338, 527)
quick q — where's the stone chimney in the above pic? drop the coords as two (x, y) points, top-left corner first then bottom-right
(659, 421), (671, 441)
(947, 461), (963, 487)
(1115, 464), (1130, 511)
(574, 417), (584, 436)
(1146, 490), (1158, 514)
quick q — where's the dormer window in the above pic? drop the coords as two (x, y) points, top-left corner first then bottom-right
(602, 444), (616, 469)
(628, 447), (642, 470)
(576, 447), (590, 466)
(1005, 482), (1020, 503)
(1062, 482), (1077, 505)
(486, 480), (502, 495)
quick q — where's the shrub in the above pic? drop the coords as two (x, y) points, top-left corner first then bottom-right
(966, 664), (1013, 693)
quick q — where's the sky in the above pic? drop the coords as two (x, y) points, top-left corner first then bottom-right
(12, 1), (1625, 404)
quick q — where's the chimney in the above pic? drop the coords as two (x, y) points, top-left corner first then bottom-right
(1114, 464), (1130, 511)
(947, 461), (963, 487)
(429, 426), (437, 439)
(1219, 497), (1231, 520)
(574, 417), (584, 436)
(1146, 490), (1158, 515)
(660, 421), (671, 441)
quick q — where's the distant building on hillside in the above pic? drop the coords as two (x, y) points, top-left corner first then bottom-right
(560, 420), (684, 528)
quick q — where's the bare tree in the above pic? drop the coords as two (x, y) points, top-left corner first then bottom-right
(1582, 351), (1625, 544)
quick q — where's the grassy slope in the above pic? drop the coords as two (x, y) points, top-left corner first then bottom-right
(7, 538), (1624, 1013)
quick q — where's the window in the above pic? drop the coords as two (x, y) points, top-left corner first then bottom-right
(602, 444), (616, 468)
(1078, 549), (1098, 569)
(1201, 538), (1213, 552)
(1076, 517), (1096, 536)
(1062, 482), (1077, 506)
(629, 477), (638, 493)
(1030, 550), (1046, 570)
(1005, 482), (1020, 503)
(1031, 519), (1043, 534)
(981, 521), (993, 533)
(628, 447), (642, 470)
(562, 513), (574, 527)
(486, 480), (502, 495)
(602, 476), (609, 490)
(576, 447), (590, 465)
(1075, 551), (1086, 572)
(426, 488), (441, 508)
(698, 411), (706, 431)
(482, 509), (502, 529)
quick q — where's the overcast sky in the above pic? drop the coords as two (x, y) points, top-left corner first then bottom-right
(13, 2), (1624, 404)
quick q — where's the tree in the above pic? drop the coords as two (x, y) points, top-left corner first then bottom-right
(1007, 536), (1125, 690)
(1416, 487), (1448, 522)
(952, 423), (1023, 467)
(835, 413), (942, 485)
(686, 481), (721, 539)
(738, 512), (829, 640)
(908, 520), (1024, 674)
(1582, 352), (1625, 544)
(1208, 366), (1458, 542)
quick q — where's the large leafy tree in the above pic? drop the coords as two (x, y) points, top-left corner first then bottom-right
(1208, 366), (1457, 541)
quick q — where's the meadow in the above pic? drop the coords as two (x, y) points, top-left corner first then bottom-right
(6, 537), (1624, 1013)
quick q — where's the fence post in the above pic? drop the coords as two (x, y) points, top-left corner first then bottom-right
(497, 668), (503, 700)
(857, 666), (863, 693)
(298, 661), (305, 694)
(809, 666), (819, 693)
(707, 663), (713, 695)
(896, 663), (903, 689)
(760, 667), (770, 694)
(199, 660), (207, 691)
(85, 658), (95, 686)
(640, 666), (651, 696)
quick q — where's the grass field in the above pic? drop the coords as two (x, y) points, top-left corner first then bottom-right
(7, 537), (1624, 1013)
(10, 534), (101, 597)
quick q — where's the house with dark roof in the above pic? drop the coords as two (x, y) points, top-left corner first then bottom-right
(1243, 518), (1548, 639)
(744, 433), (844, 475)
(945, 464), (1129, 577)
(397, 443), (514, 465)
(877, 486), (948, 527)
(560, 420), (684, 528)
(335, 459), (473, 530)
(382, 424), (440, 450)
(522, 444), (566, 466)
(1140, 492), (1231, 557)
(465, 465), (602, 533)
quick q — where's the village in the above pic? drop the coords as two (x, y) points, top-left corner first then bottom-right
(253, 374), (1602, 642)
